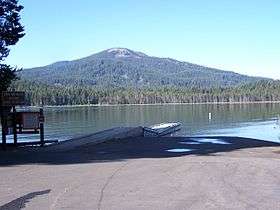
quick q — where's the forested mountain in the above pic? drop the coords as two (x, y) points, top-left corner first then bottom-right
(15, 48), (279, 105)
(19, 48), (267, 88)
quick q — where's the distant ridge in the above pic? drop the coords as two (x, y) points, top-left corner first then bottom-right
(19, 48), (269, 88)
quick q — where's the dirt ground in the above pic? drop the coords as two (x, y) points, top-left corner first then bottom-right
(0, 136), (280, 210)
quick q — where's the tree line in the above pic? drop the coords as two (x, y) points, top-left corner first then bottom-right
(11, 80), (280, 106)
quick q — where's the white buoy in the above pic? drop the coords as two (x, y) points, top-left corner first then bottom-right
(208, 112), (212, 120)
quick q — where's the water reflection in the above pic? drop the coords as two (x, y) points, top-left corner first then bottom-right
(166, 148), (194, 153)
(198, 120), (280, 143)
(1, 103), (280, 143)
(190, 138), (231, 144)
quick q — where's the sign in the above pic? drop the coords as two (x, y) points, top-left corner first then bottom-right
(22, 112), (40, 129)
(1, 91), (25, 106)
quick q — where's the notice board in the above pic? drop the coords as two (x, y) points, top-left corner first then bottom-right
(1, 91), (25, 106)
(22, 112), (40, 129)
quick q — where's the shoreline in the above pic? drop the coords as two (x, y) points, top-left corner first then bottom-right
(41, 100), (280, 108)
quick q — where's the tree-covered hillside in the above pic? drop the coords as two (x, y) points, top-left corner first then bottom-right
(16, 48), (278, 105)
(12, 80), (280, 106)
(19, 48), (267, 89)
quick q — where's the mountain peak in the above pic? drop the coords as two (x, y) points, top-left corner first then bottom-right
(101, 47), (147, 59)
(107, 47), (130, 53)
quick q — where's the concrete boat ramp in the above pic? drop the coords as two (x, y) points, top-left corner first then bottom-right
(45, 127), (143, 152)
(0, 127), (280, 210)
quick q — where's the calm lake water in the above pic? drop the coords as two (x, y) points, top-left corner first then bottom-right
(1, 103), (280, 143)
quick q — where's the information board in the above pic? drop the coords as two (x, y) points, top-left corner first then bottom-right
(22, 112), (40, 129)
(1, 91), (25, 106)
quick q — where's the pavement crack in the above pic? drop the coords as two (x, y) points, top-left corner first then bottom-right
(50, 187), (70, 210)
(97, 162), (129, 210)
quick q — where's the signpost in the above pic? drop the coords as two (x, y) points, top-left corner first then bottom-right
(0, 91), (52, 149)
(1, 91), (25, 149)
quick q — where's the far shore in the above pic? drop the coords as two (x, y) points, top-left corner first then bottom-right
(40, 100), (280, 108)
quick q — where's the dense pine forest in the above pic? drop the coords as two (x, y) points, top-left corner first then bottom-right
(11, 80), (280, 106)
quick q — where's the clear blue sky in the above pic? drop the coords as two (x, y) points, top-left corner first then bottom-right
(5, 0), (280, 79)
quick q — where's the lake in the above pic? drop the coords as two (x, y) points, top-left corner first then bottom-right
(1, 103), (280, 143)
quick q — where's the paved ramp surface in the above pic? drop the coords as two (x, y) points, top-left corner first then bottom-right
(0, 136), (280, 210)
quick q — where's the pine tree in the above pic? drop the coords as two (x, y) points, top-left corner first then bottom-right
(0, 0), (25, 92)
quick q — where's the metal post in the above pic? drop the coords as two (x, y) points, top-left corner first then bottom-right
(39, 108), (44, 146)
(12, 106), (17, 146)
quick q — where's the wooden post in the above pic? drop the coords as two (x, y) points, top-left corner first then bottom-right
(12, 106), (17, 146)
(0, 93), (7, 150)
(1, 109), (7, 150)
(39, 108), (44, 146)
(0, 93), (5, 150)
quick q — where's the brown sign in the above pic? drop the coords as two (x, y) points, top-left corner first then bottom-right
(22, 112), (40, 129)
(1, 91), (25, 106)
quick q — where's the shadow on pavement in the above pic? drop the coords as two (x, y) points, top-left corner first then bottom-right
(0, 136), (279, 166)
(0, 189), (51, 210)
